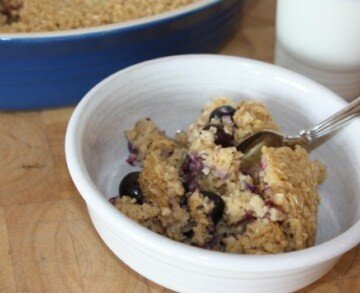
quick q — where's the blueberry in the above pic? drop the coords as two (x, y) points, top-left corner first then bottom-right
(119, 172), (143, 204)
(209, 105), (236, 121)
(203, 124), (233, 148)
(202, 191), (225, 225)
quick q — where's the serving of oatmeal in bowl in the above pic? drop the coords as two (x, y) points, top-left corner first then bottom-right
(66, 55), (360, 292)
(111, 97), (327, 255)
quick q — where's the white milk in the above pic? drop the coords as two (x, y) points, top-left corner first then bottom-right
(275, 0), (360, 100)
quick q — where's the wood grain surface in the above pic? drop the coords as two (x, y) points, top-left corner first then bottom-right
(0, 0), (359, 292)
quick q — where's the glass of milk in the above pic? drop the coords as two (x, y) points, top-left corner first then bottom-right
(275, 0), (360, 101)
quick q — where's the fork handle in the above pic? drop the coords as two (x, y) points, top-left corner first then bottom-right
(285, 96), (360, 146)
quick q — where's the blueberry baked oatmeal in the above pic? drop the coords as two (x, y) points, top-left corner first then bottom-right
(0, 0), (197, 32)
(110, 98), (327, 254)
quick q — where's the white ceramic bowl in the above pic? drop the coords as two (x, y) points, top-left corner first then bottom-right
(65, 55), (360, 293)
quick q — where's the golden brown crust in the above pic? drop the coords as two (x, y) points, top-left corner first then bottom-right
(261, 145), (326, 250)
(233, 101), (278, 143)
(247, 219), (288, 254)
(139, 151), (184, 208)
(187, 191), (214, 246)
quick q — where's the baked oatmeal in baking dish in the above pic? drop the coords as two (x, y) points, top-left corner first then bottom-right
(0, 0), (197, 32)
(110, 98), (327, 254)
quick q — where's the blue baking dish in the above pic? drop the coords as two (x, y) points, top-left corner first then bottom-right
(0, 0), (244, 110)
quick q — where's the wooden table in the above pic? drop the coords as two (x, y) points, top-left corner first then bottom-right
(1, 0), (359, 292)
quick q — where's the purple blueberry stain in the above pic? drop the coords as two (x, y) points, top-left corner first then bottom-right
(245, 183), (259, 194)
(214, 169), (229, 180)
(265, 199), (284, 214)
(126, 141), (138, 166)
(179, 153), (204, 192)
(126, 153), (137, 166)
(265, 199), (276, 208)
(203, 124), (233, 148)
(179, 153), (204, 179)
(259, 159), (267, 171)
(188, 180), (199, 192)
(243, 212), (256, 224)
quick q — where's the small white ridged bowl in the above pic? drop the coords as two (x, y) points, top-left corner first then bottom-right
(65, 55), (360, 293)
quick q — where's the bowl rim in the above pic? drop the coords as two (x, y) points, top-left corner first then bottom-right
(65, 54), (360, 272)
(0, 0), (219, 40)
